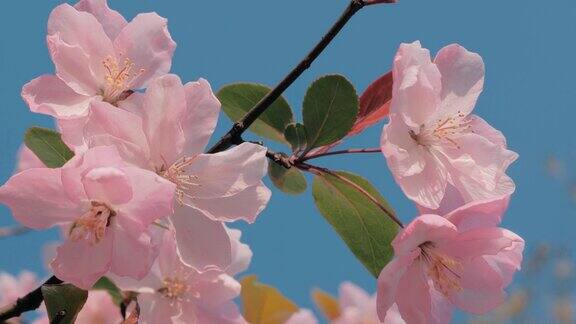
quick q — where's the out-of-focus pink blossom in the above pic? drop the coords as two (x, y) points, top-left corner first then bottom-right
(286, 309), (319, 324)
(21, 0), (175, 120)
(376, 198), (524, 324)
(0, 271), (38, 309)
(332, 282), (404, 324)
(0, 146), (175, 289)
(114, 230), (246, 324)
(381, 41), (517, 210)
(82, 74), (271, 272)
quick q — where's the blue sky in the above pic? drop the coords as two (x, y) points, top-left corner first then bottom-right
(1, 0), (575, 321)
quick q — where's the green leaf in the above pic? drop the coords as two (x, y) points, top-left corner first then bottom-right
(268, 162), (307, 195)
(92, 277), (123, 305)
(312, 171), (398, 277)
(284, 123), (307, 154)
(24, 127), (74, 168)
(218, 83), (294, 144)
(302, 75), (359, 151)
(41, 283), (88, 324)
(241, 275), (299, 324)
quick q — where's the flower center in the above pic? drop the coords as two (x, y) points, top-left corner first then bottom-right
(69, 201), (115, 245)
(158, 277), (189, 301)
(410, 111), (472, 149)
(101, 55), (144, 104)
(420, 242), (463, 296)
(158, 157), (200, 206)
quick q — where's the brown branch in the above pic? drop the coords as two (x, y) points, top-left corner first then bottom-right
(207, 0), (390, 154)
(0, 276), (63, 322)
(301, 162), (404, 227)
(300, 147), (382, 162)
(0, 225), (32, 239)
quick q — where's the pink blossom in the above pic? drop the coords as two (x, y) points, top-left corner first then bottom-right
(21, 0), (175, 121)
(381, 41), (518, 210)
(333, 282), (404, 324)
(286, 309), (318, 324)
(0, 271), (38, 308)
(81, 74), (271, 271)
(376, 198), (524, 324)
(0, 146), (175, 289)
(113, 229), (247, 324)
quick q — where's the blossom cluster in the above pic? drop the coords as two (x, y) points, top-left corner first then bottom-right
(1, 0), (269, 322)
(0, 0), (525, 323)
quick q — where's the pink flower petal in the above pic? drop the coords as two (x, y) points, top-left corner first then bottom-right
(170, 206), (232, 272)
(117, 167), (175, 229)
(113, 13), (176, 89)
(51, 230), (113, 289)
(376, 251), (419, 321)
(21, 75), (93, 119)
(47, 4), (114, 89)
(0, 168), (80, 229)
(444, 196), (510, 232)
(82, 167), (133, 205)
(286, 309), (318, 324)
(189, 182), (271, 223)
(392, 41), (441, 128)
(138, 293), (182, 323)
(226, 227), (252, 276)
(395, 262), (434, 324)
(110, 223), (158, 280)
(182, 78), (221, 156)
(74, 0), (127, 40)
(186, 143), (268, 199)
(339, 282), (372, 309)
(61, 146), (126, 203)
(434, 44), (484, 118)
(392, 214), (457, 256)
(140, 74), (186, 166)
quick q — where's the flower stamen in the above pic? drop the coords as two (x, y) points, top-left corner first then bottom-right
(420, 242), (463, 296)
(69, 201), (115, 245)
(101, 54), (145, 105)
(158, 157), (201, 206)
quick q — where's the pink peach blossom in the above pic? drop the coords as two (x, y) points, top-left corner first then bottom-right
(376, 198), (524, 324)
(333, 282), (404, 324)
(0, 146), (175, 289)
(113, 229), (246, 324)
(381, 41), (517, 210)
(0, 271), (38, 324)
(286, 309), (319, 324)
(0, 271), (38, 308)
(81, 74), (271, 272)
(21, 0), (175, 121)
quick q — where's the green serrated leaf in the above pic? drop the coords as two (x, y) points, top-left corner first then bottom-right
(268, 162), (307, 195)
(312, 171), (398, 277)
(218, 83), (294, 144)
(24, 127), (74, 168)
(41, 283), (88, 324)
(284, 123), (308, 154)
(92, 277), (123, 305)
(302, 75), (359, 151)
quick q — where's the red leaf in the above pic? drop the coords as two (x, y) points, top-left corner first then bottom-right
(349, 71), (392, 136)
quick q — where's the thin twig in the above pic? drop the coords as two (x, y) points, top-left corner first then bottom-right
(0, 276), (63, 322)
(300, 147), (382, 162)
(301, 162), (403, 227)
(0, 225), (31, 238)
(207, 0), (372, 154)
